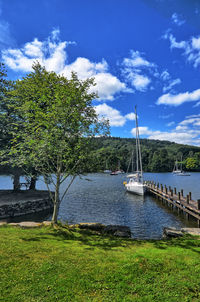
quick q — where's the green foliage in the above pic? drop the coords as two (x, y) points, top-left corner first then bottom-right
(6, 63), (109, 222)
(0, 63), (14, 153)
(88, 137), (200, 172)
(185, 157), (199, 170)
(1, 225), (200, 301)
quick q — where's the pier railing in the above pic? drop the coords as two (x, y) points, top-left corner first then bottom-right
(145, 181), (200, 227)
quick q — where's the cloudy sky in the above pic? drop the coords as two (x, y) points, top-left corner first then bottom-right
(1, 0), (200, 145)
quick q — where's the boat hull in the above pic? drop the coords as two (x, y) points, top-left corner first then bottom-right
(125, 182), (146, 195)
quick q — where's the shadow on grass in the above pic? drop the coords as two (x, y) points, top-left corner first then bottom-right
(20, 226), (138, 250)
(152, 235), (200, 255)
(19, 225), (200, 253)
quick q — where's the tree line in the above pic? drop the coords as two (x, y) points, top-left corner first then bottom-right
(87, 137), (200, 172)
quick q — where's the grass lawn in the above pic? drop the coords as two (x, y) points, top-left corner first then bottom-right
(0, 224), (200, 302)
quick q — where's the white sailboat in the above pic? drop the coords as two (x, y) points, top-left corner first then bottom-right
(172, 160), (182, 175)
(172, 157), (190, 176)
(124, 106), (146, 195)
(103, 160), (111, 174)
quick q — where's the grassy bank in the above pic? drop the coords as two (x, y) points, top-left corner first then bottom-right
(0, 225), (200, 301)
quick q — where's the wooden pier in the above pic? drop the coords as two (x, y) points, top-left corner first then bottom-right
(145, 181), (200, 227)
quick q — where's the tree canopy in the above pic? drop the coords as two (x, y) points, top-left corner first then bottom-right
(7, 62), (109, 222)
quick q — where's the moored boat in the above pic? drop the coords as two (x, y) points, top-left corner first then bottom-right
(124, 106), (146, 195)
(172, 158), (190, 176)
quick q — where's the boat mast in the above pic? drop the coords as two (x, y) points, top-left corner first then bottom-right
(135, 106), (143, 179)
(135, 106), (139, 173)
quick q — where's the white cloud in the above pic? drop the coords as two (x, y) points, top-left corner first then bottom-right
(179, 116), (200, 127)
(131, 73), (151, 91)
(159, 113), (174, 119)
(2, 29), (68, 73)
(160, 69), (181, 93)
(95, 103), (135, 127)
(157, 88), (200, 106)
(62, 57), (128, 100)
(125, 112), (136, 120)
(171, 13), (185, 26)
(166, 121), (175, 127)
(122, 50), (155, 68)
(192, 37), (200, 49)
(2, 29), (130, 101)
(131, 125), (200, 145)
(160, 70), (170, 81)
(121, 50), (156, 91)
(132, 114), (200, 145)
(0, 18), (15, 49)
(122, 51), (179, 93)
(163, 78), (181, 93)
(163, 32), (200, 68)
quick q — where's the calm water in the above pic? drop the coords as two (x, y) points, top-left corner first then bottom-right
(1, 173), (200, 239)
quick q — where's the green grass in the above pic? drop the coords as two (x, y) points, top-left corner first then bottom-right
(0, 225), (200, 302)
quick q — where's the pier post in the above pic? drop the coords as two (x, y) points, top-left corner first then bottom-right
(170, 189), (173, 197)
(161, 184), (163, 192)
(189, 192), (192, 201)
(187, 195), (189, 204)
(197, 200), (200, 211)
(174, 187), (177, 195)
(181, 189), (184, 197)
(178, 192), (181, 201)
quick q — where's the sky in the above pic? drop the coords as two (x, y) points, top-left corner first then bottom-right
(1, 0), (200, 146)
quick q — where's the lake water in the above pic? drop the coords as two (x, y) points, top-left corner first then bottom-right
(1, 172), (200, 239)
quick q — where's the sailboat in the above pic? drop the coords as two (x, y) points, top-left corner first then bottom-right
(103, 160), (111, 174)
(172, 157), (190, 176)
(124, 106), (146, 195)
(172, 160), (182, 175)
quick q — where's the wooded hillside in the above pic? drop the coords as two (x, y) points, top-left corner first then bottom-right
(88, 137), (200, 172)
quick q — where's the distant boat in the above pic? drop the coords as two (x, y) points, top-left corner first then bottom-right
(172, 158), (190, 176)
(124, 106), (146, 195)
(103, 160), (111, 173)
(110, 160), (125, 175)
(110, 170), (124, 175)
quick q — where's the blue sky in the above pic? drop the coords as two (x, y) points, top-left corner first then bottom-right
(1, 0), (200, 146)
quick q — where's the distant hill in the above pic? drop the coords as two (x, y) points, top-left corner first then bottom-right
(89, 136), (200, 172)
(1, 136), (200, 174)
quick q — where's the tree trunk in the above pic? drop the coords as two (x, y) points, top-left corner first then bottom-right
(29, 177), (37, 190)
(52, 171), (61, 224)
(52, 201), (60, 224)
(13, 171), (20, 191)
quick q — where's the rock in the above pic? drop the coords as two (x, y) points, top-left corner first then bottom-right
(42, 221), (52, 226)
(12, 221), (42, 228)
(103, 225), (131, 238)
(113, 230), (131, 238)
(181, 228), (200, 236)
(163, 227), (183, 238)
(78, 222), (105, 232)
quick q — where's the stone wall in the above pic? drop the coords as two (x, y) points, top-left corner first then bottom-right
(0, 197), (53, 219)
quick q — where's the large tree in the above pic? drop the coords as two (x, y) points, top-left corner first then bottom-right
(0, 63), (22, 190)
(9, 63), (109, 223)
